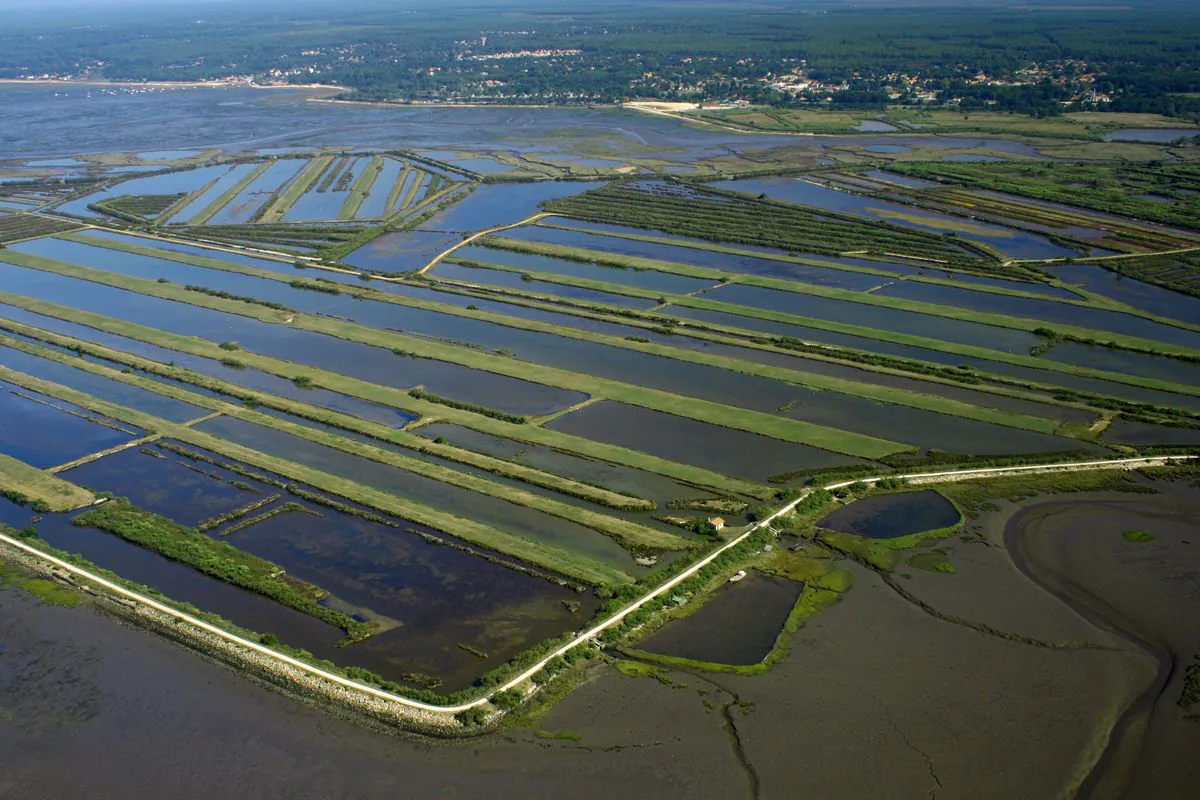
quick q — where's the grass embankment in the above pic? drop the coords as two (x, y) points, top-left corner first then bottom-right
(184, 161), (273, 226)
(259, 155), (335, 223)
(0, 362), (635, 586)
(0, 292), (773, 500)
(0, 327), (655, 514)
(0, 453), (95, 512)
(73, 498), (373, 638)
(0, 250), (908, 460)
(339, 155), (384, 220)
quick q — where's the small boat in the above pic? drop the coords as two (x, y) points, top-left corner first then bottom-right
(729, 570), (747, 583)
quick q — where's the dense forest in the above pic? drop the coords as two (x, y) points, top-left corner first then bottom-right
(1, 0), (1197, 116)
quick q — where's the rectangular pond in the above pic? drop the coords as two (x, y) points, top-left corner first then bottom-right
(191, 414), (646, 571)
(698, 282), (1043, 354)
(0, 343), (205, 423)
(0, 381), (135, 468)
(547, 400), (867, 481)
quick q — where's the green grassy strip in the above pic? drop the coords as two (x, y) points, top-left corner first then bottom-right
(260, 156), (334, 223)
(0, 251), (906, 459)
(488, 233), (1200, 339)
(185, 162), (273, 226)
(73, 497), (370, 637)
(339, 156), (383, 220)
(0, 333), (676, 551)
(0, 363), (632, 586)
(0, 452), (96, 512)
(0, 292), (773, 500)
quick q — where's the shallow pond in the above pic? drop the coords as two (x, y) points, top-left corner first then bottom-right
(191, 415), (644, 570)
(502, 224), (894, 290)
(170, 162), (260, 224)
(1100, 418), (1200, 447)
(0, 343), (205, 423)
(547, 401), (865, 481)
(61, 445), (255, 526)
(855, 120), (898, 132)
(413, 422), (720, 507)
(638, 572), (802, 665)
(0, 302), (416, 428)
(138, 150), (204, 161)
(344, 229), (461, 273)
(208, 159), (306, 225)
(1102, 128), (1200, 143)
(699, 282), (1043, 354)
(420, 181), (593, 233)
(56, 164), (230, 218)
(355, 157), (405, 219)
(875, 281), (1200, 350)
(434, 262), (658, 309)
(456, 244), (715, 294)
(818, 489), (960, 538)
(1054, 263), (1200, 325)
(1045, 342), (1200, 387)
(0, 381), (135, 468)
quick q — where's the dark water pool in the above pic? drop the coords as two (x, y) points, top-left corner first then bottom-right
(818, 490), (960, 539)
(638, 572), (802, 665)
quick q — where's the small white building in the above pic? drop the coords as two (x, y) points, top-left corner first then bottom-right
(707, 516), (726, 532)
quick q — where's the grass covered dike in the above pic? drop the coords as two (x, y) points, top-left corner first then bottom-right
(0, 452), (96, 512)
(73, 497), (374, 640)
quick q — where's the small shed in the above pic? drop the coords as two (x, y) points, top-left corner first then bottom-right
(707, 516), (726, 531)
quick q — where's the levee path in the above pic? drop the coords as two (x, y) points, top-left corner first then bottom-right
(0, 454), (1192, 717)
